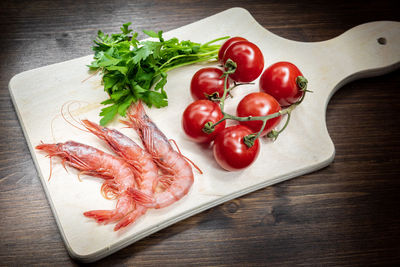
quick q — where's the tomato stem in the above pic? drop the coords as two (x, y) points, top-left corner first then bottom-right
(226, 81), (254, 96)
(205, 92), (221, 102)
(296, 76), (308, 91)
(207, 64), (309, 148)
(224, 59), (237, 75)
(243, 134), (257, 148)
(214, 101), (299, 148)
(208, 116), (228, 129)
(202, 121), (218, 134)
(207, 81), (253, 102)
(221, 109), (284, 123)
(294, 76), (311, 105)
(267, 112), (291, 140)
(244, 119), (268, 147)
(219, 74), (230, 112)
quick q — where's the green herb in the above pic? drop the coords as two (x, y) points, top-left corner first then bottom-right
(88, 22), (229, 125)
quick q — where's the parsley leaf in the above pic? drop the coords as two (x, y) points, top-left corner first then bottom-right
(143, 29), (159, 38)
(89, 22), (229, 125)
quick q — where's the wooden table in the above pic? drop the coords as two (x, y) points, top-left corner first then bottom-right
(1, 0), (399, 265)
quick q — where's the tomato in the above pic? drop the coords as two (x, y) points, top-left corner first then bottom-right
(213, 125), (260, 171)
(236, 92), (282, 137)
(190, 67), (232, 100)
(218, 36), (247, 63)
(259, 61), (306, 107)
(222, 41), (264, 83)
(182, 100), (226, 143)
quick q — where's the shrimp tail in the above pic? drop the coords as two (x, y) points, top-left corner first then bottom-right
(127, 188), (156, 208)
(83, 210), (118, 224)
(113, 207), (147, 231)
(84, 192), (135, 224)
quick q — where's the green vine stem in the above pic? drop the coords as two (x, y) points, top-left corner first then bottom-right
(203, 60), (309, 148)
(267, 112), (291, 140)
(219, 74), (230, 111)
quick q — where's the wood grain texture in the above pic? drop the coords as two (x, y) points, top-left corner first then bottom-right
(0, 0), (399, 266)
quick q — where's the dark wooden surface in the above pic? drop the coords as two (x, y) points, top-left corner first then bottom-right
(1, 0), (399, 266)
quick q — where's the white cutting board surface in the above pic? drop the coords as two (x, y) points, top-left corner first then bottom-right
(8, 8), (400, 262)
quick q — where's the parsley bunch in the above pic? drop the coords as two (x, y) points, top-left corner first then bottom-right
(88, 22), (228, 125)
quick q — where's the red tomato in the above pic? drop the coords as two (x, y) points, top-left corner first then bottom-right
(182, 100), (226, 143)
(259, 61), (306, 107)
(236, 92), (282, 137)
(218, 36), (248, 63)
(222, 41), (264, 83)
(190, 67), (232, 100)
(213, 125), (260, 171)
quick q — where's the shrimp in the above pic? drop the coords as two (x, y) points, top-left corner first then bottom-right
(35, 141), (139, 230)
(123, 102), (194, 209)
(80, 120), (161, 230)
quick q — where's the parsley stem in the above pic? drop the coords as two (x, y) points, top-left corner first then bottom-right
(201, 36), (230, 47)
(162, 55), (218, 73)
(158, 49), (220, 70)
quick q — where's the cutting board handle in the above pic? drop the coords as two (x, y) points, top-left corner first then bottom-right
(319, 21), (400, 98)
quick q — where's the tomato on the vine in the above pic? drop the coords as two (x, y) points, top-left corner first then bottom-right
(182, 100), (226, 143)
(259, 61), (306, 107)
(190, 67), (232, 101)
(213, 125), (260, 171)
(218, 36), (247, 63)
(222, 41), (264, 83)
(236, 92), (282, 137)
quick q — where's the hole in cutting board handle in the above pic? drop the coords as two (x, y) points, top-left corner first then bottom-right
(377, 37), (387, 45)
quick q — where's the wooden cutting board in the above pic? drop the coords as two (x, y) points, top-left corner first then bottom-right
(8, 7), (400, 262)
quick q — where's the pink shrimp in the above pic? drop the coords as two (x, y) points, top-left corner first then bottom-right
(35, 141), (139, 230)
(123, 102), (194, 209)
(80, 119), (161, 230)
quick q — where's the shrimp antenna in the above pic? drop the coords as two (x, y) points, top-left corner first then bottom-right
(48, 155), (53, 181)
(60, 101), (90, 133)
(169, 139), (203, 174)
(49, 101), (91, 154)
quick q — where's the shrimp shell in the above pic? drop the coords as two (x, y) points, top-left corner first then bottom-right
(124, 102), (194, 209)
(81, 120), (160, 230)
(36, 141), (139, 228)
